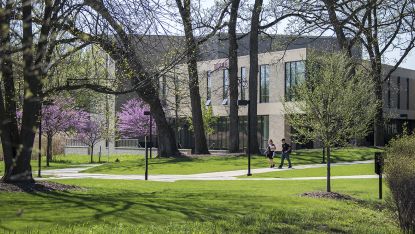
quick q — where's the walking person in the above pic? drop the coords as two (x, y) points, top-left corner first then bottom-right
(278, 139), (292, 169)
(266, 139), (276, 168)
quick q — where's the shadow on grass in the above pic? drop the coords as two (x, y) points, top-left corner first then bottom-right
(9, 186), (256, 229)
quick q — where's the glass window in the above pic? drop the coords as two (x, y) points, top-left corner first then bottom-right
(223, 69), (229, 99)
(240, 67), (247, 100)
(387, 78), (391, 108)
(259, 65), (270, 103)
(407, 78), (410, 110)
(285, 61), (306, 101)
(257, 115), (269, 150)
(159, 75), (167, 100)
(207, 71), (212, 100)
(397, 77), (401, 109)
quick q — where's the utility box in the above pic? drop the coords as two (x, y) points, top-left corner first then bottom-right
(375, 152), (384, 175)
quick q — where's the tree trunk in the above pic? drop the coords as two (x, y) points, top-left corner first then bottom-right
(326, 146), (331, 192)
(2, 0), (39, 183)
(322, 0), (352, 57)
(83, 0), (181, 158)
(0, 0), (22, 182)
(175, 0), (209, 154)
(46, 134), (53, 167)
(322, 146), (326, 163)
(248, 0), (263, 154)
(148, 97), (182, 157)
(90, 145), (94, 163)
(228, 0), (241, 153)
(373, 61), (385, 147)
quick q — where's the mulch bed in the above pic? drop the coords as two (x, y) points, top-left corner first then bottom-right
(0, 181), (83, 193)
(301, 191), (357, 201)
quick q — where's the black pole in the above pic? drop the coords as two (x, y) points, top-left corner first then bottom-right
(327, 146), (331, 192)
(38, 108), (42, 178)
(379, 173), (382, 199)
(247, 102), (252, 176)
(149, 113), (152, 159)
(145, 136), (148, 180)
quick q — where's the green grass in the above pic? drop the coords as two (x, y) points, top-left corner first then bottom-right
(83, 147), (381, 175)
(0, 154), (137, 177)
(246, 163), (376, 178)
(0, 178), (398, 233)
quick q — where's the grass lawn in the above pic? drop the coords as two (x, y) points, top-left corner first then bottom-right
(82, 147), (381, 175)
(0, 154), (138, 177)
(245, 163), (376, 178)
(0, 178), (398, 233)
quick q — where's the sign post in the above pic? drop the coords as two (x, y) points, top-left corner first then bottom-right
(375, 152), (384, 199)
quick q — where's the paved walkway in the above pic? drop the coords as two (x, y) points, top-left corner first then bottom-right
(41, 160), (376, 182)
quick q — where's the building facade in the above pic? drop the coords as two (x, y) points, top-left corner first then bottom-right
(107, 35), (415, 153)
(159, 48), (415, 152)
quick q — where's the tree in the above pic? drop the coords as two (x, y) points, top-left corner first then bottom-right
(0, 0), (83, 183)
(227, 0), (241, 153)
(174, 0), (229, 154)
(117, 98), (156, 139)
(64, 0), (185, 157)
(41, 98), (79, 167)
(285, 0), (415, 146)
(283, 52), (378, 192)
(75, 112), (103, 163)
(247, 0), (263, 154)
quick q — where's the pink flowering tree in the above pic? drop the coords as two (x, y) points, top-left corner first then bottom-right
(117, 98), (156, 139)
(41, 98), (81, 166)
(75, 112), (104, 163)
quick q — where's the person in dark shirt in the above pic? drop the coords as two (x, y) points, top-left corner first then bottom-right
(278, 138), (292, 169)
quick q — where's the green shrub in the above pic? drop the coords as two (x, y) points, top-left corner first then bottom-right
(385, 134), (415, 233)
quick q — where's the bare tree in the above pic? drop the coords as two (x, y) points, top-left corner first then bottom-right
(227, 0), (241, 153)
(64, 0), (192, 157)
(247, 0), (263, 154)
(285, 0), (415, 146)
(173, 0), (230, 154)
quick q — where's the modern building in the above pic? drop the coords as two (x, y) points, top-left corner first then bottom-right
(66, 34), (415, 155)
(155, 35), (415, 151)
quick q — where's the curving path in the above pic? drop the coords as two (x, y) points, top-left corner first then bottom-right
(40, 160), (377, 182)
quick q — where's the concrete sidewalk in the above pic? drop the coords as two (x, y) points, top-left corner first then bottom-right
(41, 160), (375, 182)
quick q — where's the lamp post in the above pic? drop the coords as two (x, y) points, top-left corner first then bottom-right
(238, 99), (251, 176)
(38, 99), (53, 177)
(38, 108), (42, 178)
(144, 110), (151, 180)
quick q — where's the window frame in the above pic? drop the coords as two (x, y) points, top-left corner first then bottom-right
(240, 67), (247, 100)
(285, 60), (305, 101)
(259, 64), (270, 103)
(223, 69), (229, 100)
(207, 71), (212, 101)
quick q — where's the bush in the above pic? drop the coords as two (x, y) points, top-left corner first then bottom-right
(385, 134), (415, 233)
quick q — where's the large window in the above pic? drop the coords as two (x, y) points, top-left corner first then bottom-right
(285, 61), (305, 101)
(159, 75), (167, 100)
(407, 78), (410, 110)
(259, 65), (270, 103)
(397, 77), (401, 109)
(240, 67), (247, 100)
(387, 77), (391, 108)
(223, 69), (229, 100)
(258, 115), (269, 150)
(207, 71), (212, 100)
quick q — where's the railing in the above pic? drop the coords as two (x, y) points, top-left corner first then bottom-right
(65, 139), (87, 147)
(115, 139), (140, 148)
